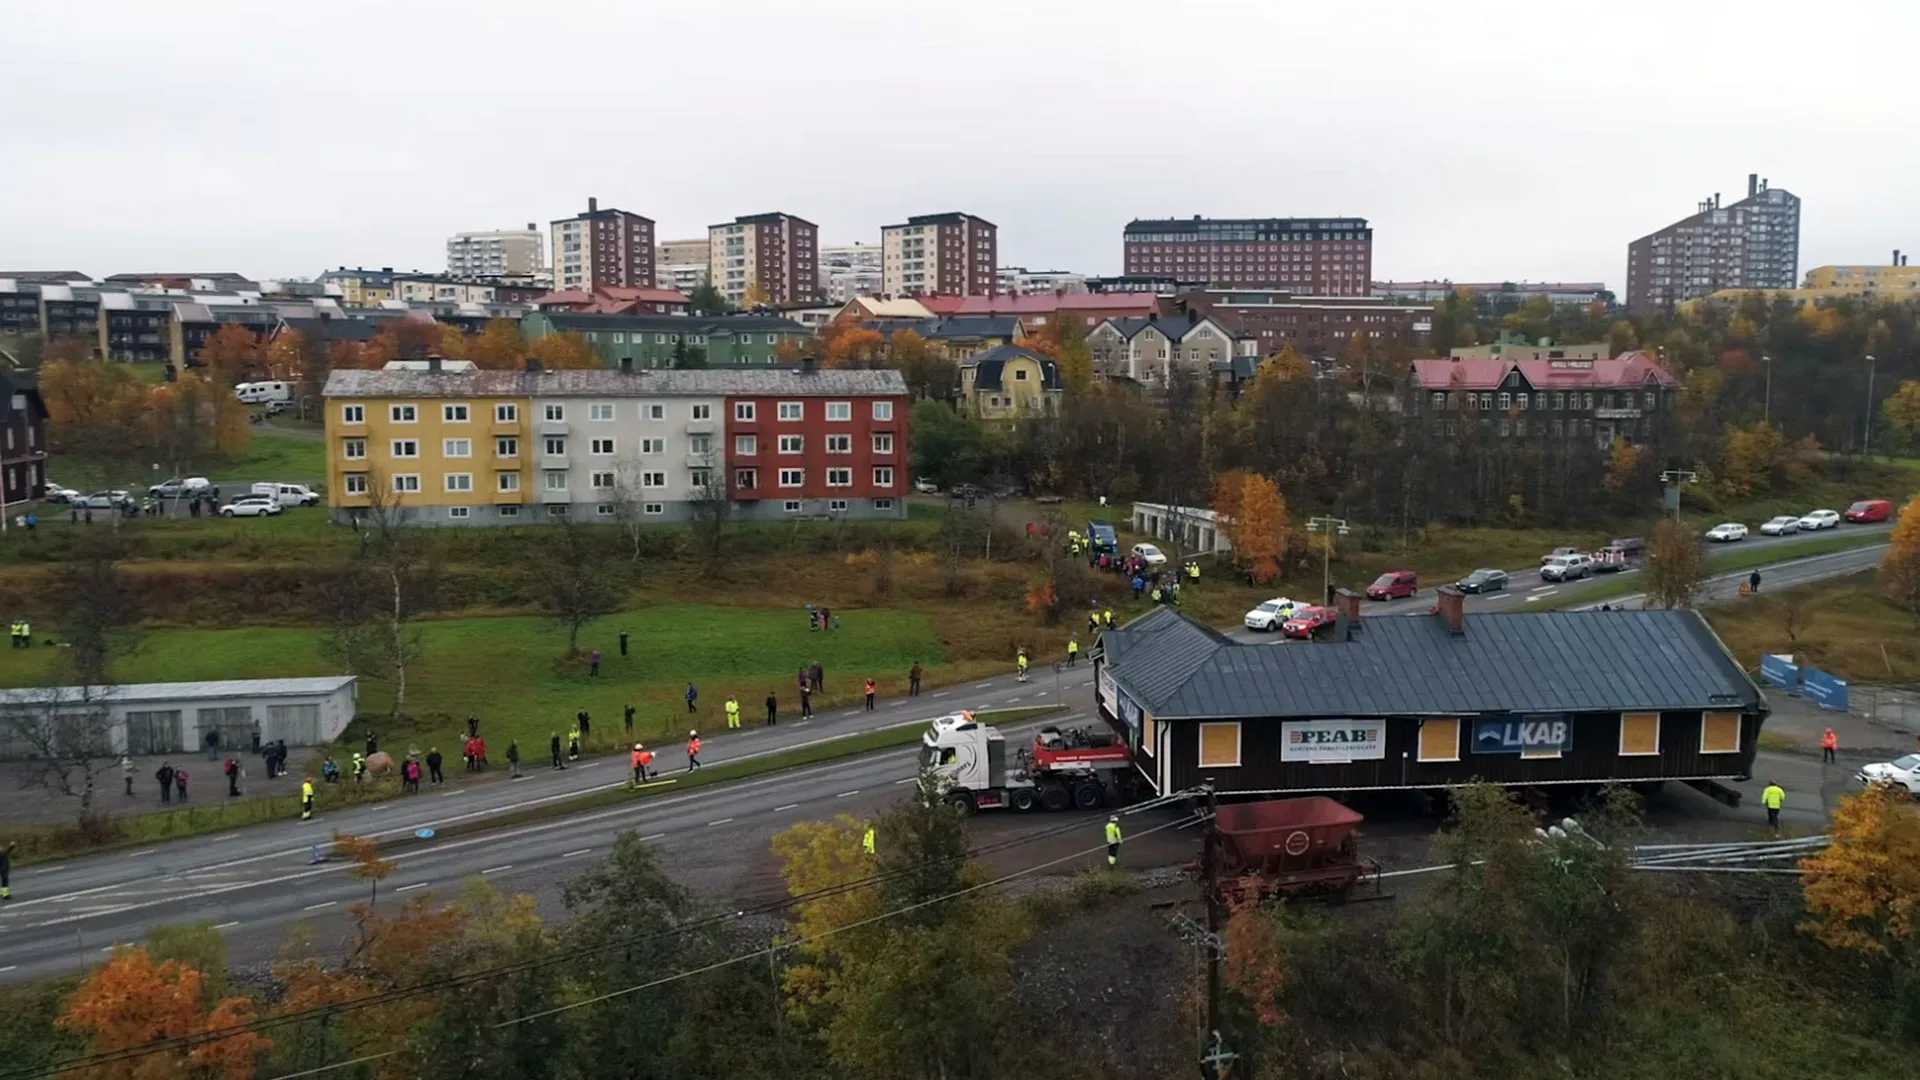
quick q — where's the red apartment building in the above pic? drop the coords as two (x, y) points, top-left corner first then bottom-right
(1123, 216), (1372, 294)
(723, 368), (910, 519)
(551, 197), (656, 292)
(0, 371), (48, 510)
(881, 212), (998, 297)
(710, 213), (821, 307)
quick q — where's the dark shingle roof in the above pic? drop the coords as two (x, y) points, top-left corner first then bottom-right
(924, 315), (1020, 340)
(1100, 608), (1764, 719)
(325, 367), (907, 399)
(965, 344), (1061, 391)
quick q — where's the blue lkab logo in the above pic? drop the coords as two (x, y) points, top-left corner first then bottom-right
(1473, 716), (1573, 754)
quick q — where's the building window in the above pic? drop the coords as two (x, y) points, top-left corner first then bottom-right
(544, 437), (567, 457)
(778, 401), (803, 421)
(735, 435), (757, 456)
(392, 474), (421, 494)
(691, 403), (711, 421)
(498, 504), (520, 518)
(595, 503), (616, 517)
(443, 438), (471, 458)
(873, 498), (893, 511)
(734, 402), (757, 422)
(642, 471), (666, 487)
(647, 404), (664, 421)
(873, 401), (894, 421)
(1418, 718), (1460, 762)
(826, 401), (852, 422)
(391, 439), (419, 458)
(873, 467), (894, 487)
(496, 436), (518, 458)
(591, 438), (615, 455)
(495, 403), (518, 423)
(872, 433), (893, 454)
(1620, 712), (1661, 756)
(778, 435), (803, 454)
(1498, 392), (1511, 410)
(544, 403), (565, 422)
(342, 404), (365, 424)
(689, 468), (712, 489)
(445, 473), (473, 493)
(643, 503), (664, 516)
(828, 498), (849, 512)
(591, 471), (615, 489)
(1517, 393), (1529, 410)
(1198, 722), (1242, 768)
(590, 403), (615, 421)
(390, 405), (417, 423)
(641, 438), (663, 454)
(443, 404), (469, 422)
(344, 473), (368, 495)
(543, 471), (568, 492)
(779, 468), (804, 487)
(448, 506), (470, 520)
(735, 468), (758, 489)
(343, 438), (366, 460)
(1700, 711), (1741, 755)
(498, 472), (520, 492)
(826, 434), (851, 454)
(826, 468), (852, 487)
(549, 504), (568, 516)
(782, 500), (803, 514)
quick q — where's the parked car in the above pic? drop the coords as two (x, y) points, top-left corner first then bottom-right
(1085, 521), (1119, 554)
(1455, 568), (1509, 594)
(1704, 522), (1749, 542)
(41, 482), (77, 503)
(71, 490), (135, 510)
(1540, 546), (1583, 565)
(1798, 509), (1841, 531)
(1365, 570), (1418, 601)
(1130, 543), (1168, 568)
(1845, 499), (1893, 523)
(252, 482), (320, 507)
(912, 478), (939, 494)
(1243, 597), (1301, 632)
(1857, 753), (1920, 796)
(150, 476), (218, 500)
(1541, 553), (1594, 582)
(219, 495), (283, 518)
(1759, 515), (1802, 536)
(1281, 605), (1335, 639)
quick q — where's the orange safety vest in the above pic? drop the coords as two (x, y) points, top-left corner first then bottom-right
(1821, 730), (1838, 750)
(865, 680), (876, 694)
(639, 750), (654, 769)
(631, 750), (644, 769)
(688, 738), (701, 757)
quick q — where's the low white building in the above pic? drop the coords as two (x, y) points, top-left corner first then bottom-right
(0, 677), (358, 760)
(1129, 502), (1232, 557)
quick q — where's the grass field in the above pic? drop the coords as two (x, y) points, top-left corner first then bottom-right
(203, 430), (327, 484)
(1706, 570), (1920, 683)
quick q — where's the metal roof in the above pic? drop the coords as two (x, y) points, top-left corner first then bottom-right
(1100, 608), (1764, 720)
(325, 366), (908, 399)
(0, 676), (356, 708)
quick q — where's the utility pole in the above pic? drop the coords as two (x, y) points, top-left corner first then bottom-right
(1201, 781), (1232, 1079)
(1659, 469), (1697, 523)
(1762, 353), (1772, 423)
(1864, 353), (1877, 455)
(1306, 516), (1350, 606)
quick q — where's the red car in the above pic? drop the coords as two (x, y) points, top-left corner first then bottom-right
(1281, 606), (1335, 639)
(1845, 499), (1893, 523)
(1365, 570), (1418, 601)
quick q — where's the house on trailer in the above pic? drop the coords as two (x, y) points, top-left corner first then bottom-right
(1093, 594), (1767, 799)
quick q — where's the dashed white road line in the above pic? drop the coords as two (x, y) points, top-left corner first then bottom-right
(772, 804), (799, 812)
(706, 818), (734, 827)
(973, 682), (993, 689)
(835, 790), (860, 798)
(637, 833), (665, 842)
(303, 901), (336, 911)
(893, 777), (917, 785)
(213, 921), (240, 930)
(1006, 697), (1024, 703)
(125, 850), (156, 858)
(931, 691), (950, 698)
(395, 882), (428, 892)
(561, 849), (591, 858)
(1035, 691), (1049, 697)
(480, 865), (512, 875)
(0, 965), (16, 973)
(211, 834), (241, 842)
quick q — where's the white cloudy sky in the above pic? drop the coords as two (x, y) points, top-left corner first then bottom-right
(4, 0), (1914, 289)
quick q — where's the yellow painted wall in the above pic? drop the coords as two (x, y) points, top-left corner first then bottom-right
(326, 394), (531, 509)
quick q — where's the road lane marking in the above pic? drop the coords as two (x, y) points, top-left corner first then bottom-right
(974, 682), (993, 688)
(1035, 691), (1049, 697)
(638, 833), (665, 842)
(836, 790), (859, 798)
(31, 866), (65, 874)
(931, 691), (950, 698)
(707, 818), (734, 827)
(480, 865), (512, 875)
(1006, 697), (1023, 703)
(561, 849), (591, 858)
(1525, 590), (1559, 603)
(211, 834), (240, 842)
(303, 901), (336, 911)
(893, 777), (917, 785)
(440, 789), (467, 796)
(214, 921), (240, 930)
(125, 850), (156, 858)
(0, 966), (15, 973)
(1530, 585), (1553, 592)
(396, 882), (428, 892)
(773, 804), (799, 812)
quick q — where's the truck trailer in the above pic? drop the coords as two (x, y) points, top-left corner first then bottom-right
(920, 712), (1140, 813)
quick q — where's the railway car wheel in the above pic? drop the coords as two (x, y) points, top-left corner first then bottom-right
(1011, 788), (1039, 812)
(1073, 781), (1105, 810)
(1039, 784), (1072, 812)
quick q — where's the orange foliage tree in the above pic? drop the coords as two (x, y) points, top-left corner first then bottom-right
(1213, 470), (1289, 584)
(195, 324), (263, 380)
(1800, 784), (1920, 960)
(1882, 496), (1920, 623)
(529, 330), (601, 370)
(822, 325), (888, 369)
(57, 946), (270, 1080)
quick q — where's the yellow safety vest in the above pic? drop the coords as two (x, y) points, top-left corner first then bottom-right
(1762, 785), (1785, 810)
(726, 699), (739, 718)
(1105, 820), (1122, 845)
(302, 781), (314, 800)
(1068, 640), (1079, 655)
(862, 827), (876, 855)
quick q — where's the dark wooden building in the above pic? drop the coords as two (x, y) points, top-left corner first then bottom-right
(0, 371), (49, 509)
(1094, 594), (1767, 799)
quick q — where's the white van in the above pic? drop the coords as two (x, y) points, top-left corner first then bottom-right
(252, 482), (320, 507)
(235, 381), (292, 405)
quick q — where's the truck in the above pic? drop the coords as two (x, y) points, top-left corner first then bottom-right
(920, 712), (1139, 814)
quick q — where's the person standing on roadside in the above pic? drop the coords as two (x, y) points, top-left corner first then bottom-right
(624, 704), (636, 734)
(426, 746), (444, 786)
(1067, 637), (1080, 668)
(225, 757), (240, 797)
(507, 739), (521, 778)
(725, 695), (741, 729)
(568, 725), (581, 761)
(809, 661), (824, 693)
(1761, 780), (1786, 831)
(174, 768), (188, 802)
(156, 761), (175, 804)
(1749, 569), (1762, 595)
(550, 732), (565, 770)
(909, 662), (923, 697)
(685, 682), (699, 714)
(800, 683), (814, 719)
(589, 649), (601, 677)
(631, 743), (647, 786)
(0, 840), (13, 901)
(864, 679), (876, 711)
(686, 731), (702, 772)
(1821, 727), (1838, 764)
(765, 691), (777, 726)
(301, 777), (315, 821)
(122, 755), (135, 796)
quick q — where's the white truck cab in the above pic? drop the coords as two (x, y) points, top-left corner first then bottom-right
(919, 711), (1135, 814)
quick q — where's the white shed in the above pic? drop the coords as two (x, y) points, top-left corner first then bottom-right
(1130, 502), (1233, 557)
(0, 676), (358, 760)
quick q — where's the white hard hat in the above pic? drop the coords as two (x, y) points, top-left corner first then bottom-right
(634, 743), (642, 750)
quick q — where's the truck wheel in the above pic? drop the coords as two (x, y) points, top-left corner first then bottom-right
(1039, 784), (1072, 812)
(1073, 781), (1105, 810)
(945, 790), (977, 816)
(1011, 788), (1038, 812)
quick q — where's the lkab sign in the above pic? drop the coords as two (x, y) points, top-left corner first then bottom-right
(1473, 715), (1573, 755)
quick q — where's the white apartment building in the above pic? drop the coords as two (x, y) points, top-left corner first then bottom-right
(447, 226), (545, 278)
(998, 267), (1089, 295)
(528, 391), (725, 523)
(657, 238), (711, 293)
(820, 242), (883, 302)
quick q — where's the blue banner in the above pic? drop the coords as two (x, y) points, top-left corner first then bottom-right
(1802, 667), (1850, 711)
(1473, 715), (1574, 755)
(1760, 653), (1800, 689)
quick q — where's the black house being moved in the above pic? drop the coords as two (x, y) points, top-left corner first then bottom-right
(1093, 593), (1768, 799)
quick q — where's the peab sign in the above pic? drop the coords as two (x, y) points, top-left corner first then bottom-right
(1473, 715), (1574, 755)
(1281, 719), (1386, 764)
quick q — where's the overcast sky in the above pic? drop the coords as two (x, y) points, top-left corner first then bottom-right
(5, 0), (1915, 290)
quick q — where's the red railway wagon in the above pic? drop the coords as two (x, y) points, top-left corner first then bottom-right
(1212, 795), (1379, 899)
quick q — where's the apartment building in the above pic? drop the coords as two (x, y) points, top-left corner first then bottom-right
(1086, 314), (1250, 387)
(1123, 217), (1373, 294)
(998, 267), (1087, 296)
(1625, 174), (1800, 313)
(1373, 281), (1612, 307)
(881, 213), (997, 297)
(656, 238), (712, 293)
(0, 371), (49, 511)
(552, 198), (656, 292)
(520, 312), (811, 369)
(1175, 290), (1434, 359)
(708, 213), (820, 307)
(323, 365), (908, 526)
(447, 226), (545, 279)
(1406, 350), (1679, 447)
(821, 243), (883, 303)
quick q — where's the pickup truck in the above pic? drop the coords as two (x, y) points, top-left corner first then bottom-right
(150, 477), (219, 500)
(1541, 553), (1594, 582)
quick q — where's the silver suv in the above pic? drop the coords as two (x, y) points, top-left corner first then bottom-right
(1540, 553), (1594, 582)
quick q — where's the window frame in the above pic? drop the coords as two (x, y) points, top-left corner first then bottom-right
(391, 473), (422, 494)
(873, 466), (894, 488)
(543, 403), (565, 422)
(443, 438), (471, 458)
(778, 434), (804, 454)
(825, 434), (852, 454)
(343, 438), (366, 460)
(735, 435), (757, 456)
(590, 437), (615, 456)
(779, 468), (804, 488)
(872, 400), (894, 421)
(497, 472), (520, 492)
(495, 403), (518, 423)
(444, 472), (473, 493)
(872, 433), (893, 454)
(825, 401), (852, 422)
(777, 401), (803, 421)
(390, 439), (419, 459)
(1197, 722), (1242, 768)
(390, 404), (417, 423)
(342, 404), (366, 424)
(448, 506), (470, 520)
(1700, 711), (1742, 755)
(590, 470), (615, 489)
(734, 402), (757, 422)
(1619, 712), (1662, 757)
(826, 467), (852, 487)
(495, 436), (518, 458)
(589, 402), (615, 422)
(442, 403), (470, 423)
(344, 473), (368, 495)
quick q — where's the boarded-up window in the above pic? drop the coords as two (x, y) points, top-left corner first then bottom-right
(1700, 711), (1742, 755)
(1418, 718), (1460, 762)
(1619, 712), (1661, 756)
(1198, 722), (1241, 768)
(1142, 713), (1159, 758)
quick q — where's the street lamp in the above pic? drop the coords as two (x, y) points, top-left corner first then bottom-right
(1306, 516), (1351, 605)
(1761, 353), (1772, 423)
(1864, 353), (1877, 456)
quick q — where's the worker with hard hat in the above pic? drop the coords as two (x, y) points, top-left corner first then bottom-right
(1105, 815), (1123, 867)
(301, 777), (316, 821)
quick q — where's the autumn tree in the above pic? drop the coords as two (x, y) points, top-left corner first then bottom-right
(1644, 518), (1707, 609)
(57, 947), (270, 1080)
(332, 830), (395, 907)
(822, 325), (887, 369)
(1881, 495), (1920, 624)
(1882, 380), (1920, 454)
(1801, 786), (1920, 971)
(194, 323), (262, 379)
(466, 319), (527, 370)
(1602, 436), (1642, 493)
(887, 328), (958, 401)
(1214, 470), (1288, 585)
(1718, 420), (1785, 497)
(528, 330), (601, 370)
(527, 515), (627, 656)
(1024, 317), (1093, 390)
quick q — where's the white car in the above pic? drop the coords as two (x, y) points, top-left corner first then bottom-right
(219, 495), (283, 518)
(1798, 509), (1840, 531)
(41, 482), (78, 503)
(1704, 522), (1748, 542)
(1130, 543), (1168, 568)
(1858, 754), (1920, 795)
(1243, 597), (1300, 632)
(913, 478), (939, 494)
(1759, 515), (1801, 536)
(1540, 553), (1594, 582)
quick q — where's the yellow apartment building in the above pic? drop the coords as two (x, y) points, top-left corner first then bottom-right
(325, 366), (532, 525)
(959, 344), (1061, 423)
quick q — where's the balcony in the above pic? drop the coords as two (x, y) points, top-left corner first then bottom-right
(684, 452), (717, 469)
(490, 416), (523, 436)
(538, 417), (568, 436)
(540, 454), (569, 471)
(492, 486), (526, 505)
(684, 419), (714, 435)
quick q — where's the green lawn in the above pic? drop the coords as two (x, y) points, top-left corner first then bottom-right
(0, 604), (953, 751)
(204, 430), (327, 484)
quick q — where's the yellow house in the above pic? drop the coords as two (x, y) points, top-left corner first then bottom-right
(959, 344), (1061, 422)
(324, 365), (532, 525)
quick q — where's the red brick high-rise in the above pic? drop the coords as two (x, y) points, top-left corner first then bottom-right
(881, 212), (998, 297)
(551, 197), (656, 292)
(1122, 216), (1372, 295)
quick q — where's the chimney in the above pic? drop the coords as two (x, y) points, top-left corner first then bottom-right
(526, 222), (535, 231)
(800, 355), (818, 375)
(1435, 586), (1465, 635)
(1748, 173), (1758, 198)
(620, 356), (633, 374)
(1334, 588), (1363, 635)
(1713, 192), (1721, 208)
(426, 354), (442, 373)
(1895, 249), (1902, 267)
(588, 197), (598, 214)
(525, 356), (542, 373)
